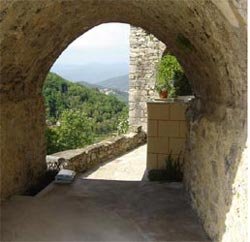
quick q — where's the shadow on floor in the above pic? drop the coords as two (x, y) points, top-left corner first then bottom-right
(1, 178), (210, 241)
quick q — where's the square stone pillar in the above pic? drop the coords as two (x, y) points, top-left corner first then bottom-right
(147, 101), (187, 170)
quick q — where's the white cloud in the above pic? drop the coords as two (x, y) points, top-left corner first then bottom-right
(54, 23), (130, 65)
(69, 23), (130, 50)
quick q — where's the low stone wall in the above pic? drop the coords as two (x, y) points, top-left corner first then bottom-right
(47, 128), (146, 173)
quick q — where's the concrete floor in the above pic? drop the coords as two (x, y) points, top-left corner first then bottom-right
(1, 179), (210, 241)
(82, 144), (147, 181)
(1, 145), (210, 241)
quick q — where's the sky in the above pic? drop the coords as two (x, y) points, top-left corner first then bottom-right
(52, 23), (130, 66)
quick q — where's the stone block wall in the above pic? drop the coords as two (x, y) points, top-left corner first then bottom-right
(129, 26), (165, 131)
(147, 101), (187, 170)
(47, 129), (146, 173)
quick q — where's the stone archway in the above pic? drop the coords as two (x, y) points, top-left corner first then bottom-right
(0, 1), (247, 241)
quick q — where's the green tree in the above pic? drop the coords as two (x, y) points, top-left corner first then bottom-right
(43, 72), (129, 154)
(45, 127), (60, 154)
(56, 110), (94, 151)
(117, 106), (129, 135)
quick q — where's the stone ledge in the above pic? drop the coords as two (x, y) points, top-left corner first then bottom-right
(46, 129), (147, 172)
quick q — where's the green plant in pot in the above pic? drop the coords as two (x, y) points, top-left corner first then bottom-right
(155, 53), (183, 99)
(155, 81), (172, 99)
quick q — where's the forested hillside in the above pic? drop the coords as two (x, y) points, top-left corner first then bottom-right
(96, 74), (129, 91)
(77, 81), (129, 103)
(43, 72), (128, 154)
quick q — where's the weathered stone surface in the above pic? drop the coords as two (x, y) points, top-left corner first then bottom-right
(0, 1), (247, 242)
(49, 131), (147, 173)
(184, 99), (247, 242)
(129, 27), (165, 131)
(0, 96), (46, 198)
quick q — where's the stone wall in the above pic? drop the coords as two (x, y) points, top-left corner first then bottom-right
(184, 99), (248, 242)
(129, 26), (165, 131)
(0, 96), (46, 199)
(47, 129), (146, 173)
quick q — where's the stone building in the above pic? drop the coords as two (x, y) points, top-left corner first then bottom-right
(129, 26), (165, 131)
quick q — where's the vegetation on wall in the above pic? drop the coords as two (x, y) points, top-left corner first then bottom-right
(155, 53), (193, 97)
(43, 72), (129, 154)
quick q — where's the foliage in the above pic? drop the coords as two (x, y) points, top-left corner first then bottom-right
(173, 71), (192, 96)
(148, 153), (183, 182)
(43, 72), (128, 154)
(155, 54), (182, 96)
(155, 53), (192, 97)
(45, 127), (60, 154)
(117, 106), (129, 135)
(55, 110), (94, 151)
(147, 169), (169, 181)
(164, 153), (183, 181)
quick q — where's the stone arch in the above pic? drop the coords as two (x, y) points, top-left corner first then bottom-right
(0, 1), (247, 242)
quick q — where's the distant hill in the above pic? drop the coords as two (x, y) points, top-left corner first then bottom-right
(96, 74), (129, 92)
(50, 62), (129, 84)
(77, 80), (129, 104)
(77, 81), (102, 89)
(100, 88), (128, 104)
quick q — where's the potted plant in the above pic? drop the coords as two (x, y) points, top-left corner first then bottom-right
(155, 53), (182, 99)
(155, 82), (171, 99)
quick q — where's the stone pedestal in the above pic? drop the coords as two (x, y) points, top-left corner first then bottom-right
(146, 100), (188, 170)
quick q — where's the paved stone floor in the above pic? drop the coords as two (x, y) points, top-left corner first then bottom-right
(81, 144), (147, 181)
(1, 145), (211, 241)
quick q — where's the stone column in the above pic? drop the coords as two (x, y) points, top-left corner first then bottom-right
(129, 26), (165, 132)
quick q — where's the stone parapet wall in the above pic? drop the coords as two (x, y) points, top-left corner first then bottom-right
(47, 129), (146, 173)
(129, 26), (165, 131)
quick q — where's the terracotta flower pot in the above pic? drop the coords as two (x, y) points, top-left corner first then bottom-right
(159, 90), (168, 99)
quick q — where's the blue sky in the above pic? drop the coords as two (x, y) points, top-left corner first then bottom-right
(53, 23), (130, 66)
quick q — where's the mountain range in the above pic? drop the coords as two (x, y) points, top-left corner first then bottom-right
(77, 75), (129, 103)
(50, 63), (129, 102)
(97, 74), (128, 92)
(51, 62), (129, 85)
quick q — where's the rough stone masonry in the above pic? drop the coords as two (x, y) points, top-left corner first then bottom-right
(0, 1), (247, 242)
(129, 26), (165, 131)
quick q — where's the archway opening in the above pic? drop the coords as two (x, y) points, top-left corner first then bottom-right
(0, 2), (247, 242)
(42, 23), (195, 185)
(44, 23), (130, 155)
